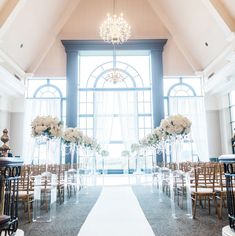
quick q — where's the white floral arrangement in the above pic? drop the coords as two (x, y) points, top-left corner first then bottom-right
(160, 114), (191, 137)
(131, 143), (140, 153)
(139, 137), (149, 148)
(83, 135), (101, 153)
(152, 127), (166, 141)
(121, 150), (130, 157)
(100, 150), (109, 157)
(31, 116), (63, 139)
(138, 128), (164, 149)
(62, 127), (84, 146)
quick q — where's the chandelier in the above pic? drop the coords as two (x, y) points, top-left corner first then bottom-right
(99, 0), (131, 44)
(105, 69), (124, 84)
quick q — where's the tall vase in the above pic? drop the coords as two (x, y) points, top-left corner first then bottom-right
(162, 141), (167, 167)
(35, 135), (51, 176)
(33, 136), (57, 222)
(134, 151), (143, 174)
(171, 136), (182, 171)
(69, 143), (77, 172)
(44, 138), (50, 176)
(64, 143), (79, 204)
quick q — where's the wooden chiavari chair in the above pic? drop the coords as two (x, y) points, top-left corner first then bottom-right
(18, 165), (34, 222)
(191, 164), (217, 219)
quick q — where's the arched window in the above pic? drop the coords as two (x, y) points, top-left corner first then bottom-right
(164, 77), (201, 117)
(24, 78), (66, 164)
(33, 82), (63, 98)
(78, 51), (152, 170)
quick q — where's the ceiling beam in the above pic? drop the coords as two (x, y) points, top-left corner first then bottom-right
(0, 0), (28, 38)
(200, 0), (234, 40)
(209, 0), (235, 32)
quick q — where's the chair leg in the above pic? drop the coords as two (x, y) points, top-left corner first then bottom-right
(214, 196), (218, 215)
(193, 195), (197, 219)
(27, 198), (31, 223)
(218, 196), (223, 219)
(208, 196), (211, 215)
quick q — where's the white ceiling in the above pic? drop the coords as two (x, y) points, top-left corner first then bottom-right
(0, 0), (235, 82)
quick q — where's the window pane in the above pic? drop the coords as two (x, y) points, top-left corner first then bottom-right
(139, 129), (145, 139)
(145, 116), (152, 128)
(138, 117), (145, 128)
(138, 102), (144, 113)
(143, 102), (151, 114)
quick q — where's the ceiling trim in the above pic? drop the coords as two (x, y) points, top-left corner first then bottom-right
(200, 0), (233, 40)
(0, 49), (26, 79)
(203, 37), (235, 77)
(0, 0), (27, 38)
(0, 65), (25, 97)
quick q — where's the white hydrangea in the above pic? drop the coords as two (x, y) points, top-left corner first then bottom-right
(131, 143), (140, 153)
(100, 150), (109, 156)
(160, 114), (191, 136)
(62, 127), (83, 145)
(82, 135), (101, 153)
(31, 116), (63, 138)
(121, 150), (130, 156)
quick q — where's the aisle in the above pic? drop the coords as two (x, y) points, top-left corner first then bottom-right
(78, 186), (155, 236)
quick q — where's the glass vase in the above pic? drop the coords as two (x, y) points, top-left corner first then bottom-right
(33, 137), (57, 222)
(64, 143), (80, 204)
(171, 136), (183, 170)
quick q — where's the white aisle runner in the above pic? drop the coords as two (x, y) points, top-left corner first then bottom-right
(78, 186), (155, 236)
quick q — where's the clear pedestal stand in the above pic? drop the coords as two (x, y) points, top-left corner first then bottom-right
(78, 149), (90, 194)
(102, 155), (108, 175)
(33, 137), (57, 223)
(170, 170), (192, 219)
(134, 153), (143, 175)
(123, 155), (130, 175)
(64, 143), (80, 204)
(33, 172), (57, 222)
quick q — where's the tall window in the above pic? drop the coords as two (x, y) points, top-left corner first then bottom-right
(164, 76), (203, 116)
(78, 50), (152, 169)
(163, 76), (209, 162)
(24, 78), (66, 164)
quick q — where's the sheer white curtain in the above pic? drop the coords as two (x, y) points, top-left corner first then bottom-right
(169, 97), (209, 162)
(94, 90), (138, 153)
(94, 91), (115, 151)
(118, 91), (138, 151)
(23, 99), (61, 164)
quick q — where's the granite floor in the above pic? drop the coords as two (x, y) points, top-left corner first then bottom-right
(132, 185), (228, 236)
(18, 187), (102, 236)
(18, 184), (229, 236)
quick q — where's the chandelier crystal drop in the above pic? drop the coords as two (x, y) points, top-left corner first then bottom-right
(105, 69), (125, 84)
(99, 13), (131, 44)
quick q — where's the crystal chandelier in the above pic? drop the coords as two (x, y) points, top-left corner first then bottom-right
(99, 0), (131, 44)
(105, 69), (124, 84)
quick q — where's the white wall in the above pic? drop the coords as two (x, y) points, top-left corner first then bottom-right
(218, 94), (233, 154)
(0, 110), (11, 134)
(206, 110), (222, 157)
(205, 93), (233, 156)
(10, 112), (24, 156)
(0, 95), (25, 157)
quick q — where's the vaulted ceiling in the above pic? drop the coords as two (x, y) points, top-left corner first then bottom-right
(0, 0), (235, 93)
